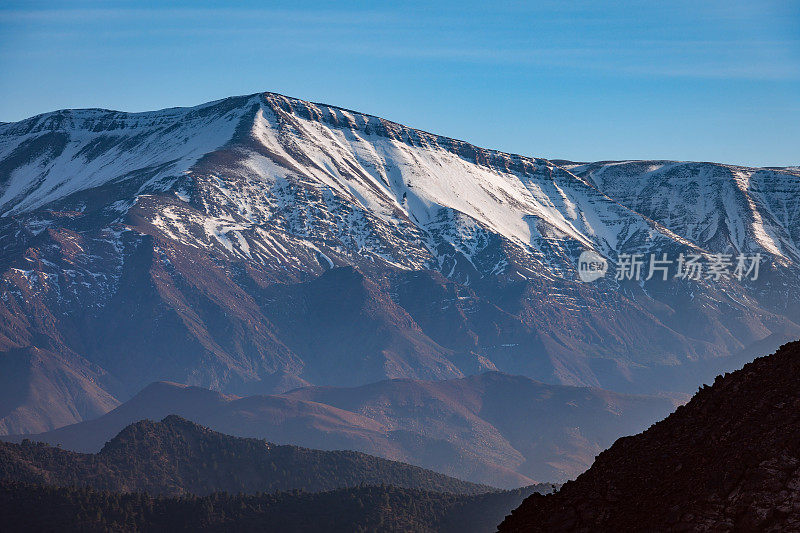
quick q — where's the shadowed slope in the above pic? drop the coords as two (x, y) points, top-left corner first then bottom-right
(499, 340), (800, 532)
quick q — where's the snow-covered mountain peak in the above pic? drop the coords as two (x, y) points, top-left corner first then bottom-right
(2, 91), (799, 280)
(239, 94), (671, 259)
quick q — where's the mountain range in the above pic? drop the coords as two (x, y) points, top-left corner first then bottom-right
(3, 373), (675, 487)
(1, 91), (798, 453)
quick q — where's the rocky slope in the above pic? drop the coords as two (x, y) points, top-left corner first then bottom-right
(498, 339), (800, 532)
(3, 373), (676, 487)
(1, 92), (799, 434)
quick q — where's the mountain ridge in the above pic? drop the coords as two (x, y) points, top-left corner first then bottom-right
(2, 372), (676, 487)
(1, 414), (495, 496)
(0, 414), (556, 532)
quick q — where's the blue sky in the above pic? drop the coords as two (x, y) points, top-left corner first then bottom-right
(1, 0), (798, 166)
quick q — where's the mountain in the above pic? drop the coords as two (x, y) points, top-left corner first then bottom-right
(1, 91), (799, 435)
(498, 339), (800, 532)
(4, 373), (676, 487)
(0, 416), (553, 532)
(0, 482), (547, 533)
(0, 415), (492, 496)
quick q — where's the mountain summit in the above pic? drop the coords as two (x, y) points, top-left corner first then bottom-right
(1, 92), (798, 434)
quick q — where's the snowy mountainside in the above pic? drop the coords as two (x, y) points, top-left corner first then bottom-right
(565, 160), (800, 264)
(0, 95), (257, 216)
(0, 92), (798, 436)
(175, 94), (690, 280)
(1, 93), (695, 281)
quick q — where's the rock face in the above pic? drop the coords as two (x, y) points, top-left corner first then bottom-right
(498, 340), (800, 532)
(1, 92), (799, 434)
(4, 374), (676, 487)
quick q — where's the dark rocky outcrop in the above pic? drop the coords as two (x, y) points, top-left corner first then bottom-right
(499, 340), (800, 532)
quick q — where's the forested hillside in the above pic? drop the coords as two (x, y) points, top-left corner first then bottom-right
(0, 415), (494, 495)
(0, 481), (547, 533)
